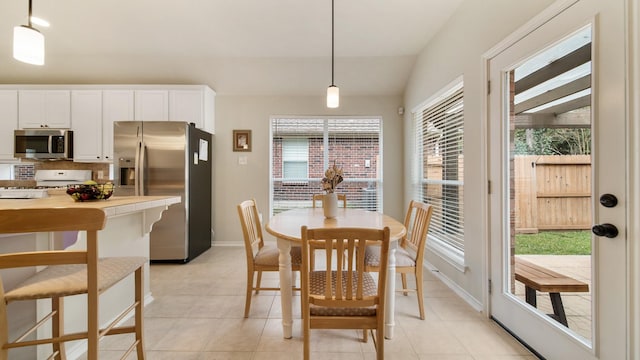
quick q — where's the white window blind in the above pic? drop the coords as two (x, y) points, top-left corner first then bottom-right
(271, 117), (382, 214)
(282, 138), (309, 180)
(412, 82), (465, 261)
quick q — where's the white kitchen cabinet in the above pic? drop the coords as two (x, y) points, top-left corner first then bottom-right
(134, 90), (168, 121)
(169, 90), (203, 128)
(169, 87), (215, 133)
(102, 90), (134, 162)
(18, 90), (71, 128)
(0, 90), (18, 160)
(71, 90), (104, 162)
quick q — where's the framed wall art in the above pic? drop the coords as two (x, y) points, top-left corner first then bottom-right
(233, 130), (252, 152)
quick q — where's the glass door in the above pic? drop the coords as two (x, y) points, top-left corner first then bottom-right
(488, 0), (627, 358)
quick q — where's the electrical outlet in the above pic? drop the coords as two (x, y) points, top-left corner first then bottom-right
(97, 171), (104, 179)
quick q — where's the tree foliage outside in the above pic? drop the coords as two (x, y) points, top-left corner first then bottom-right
(514, 128), (591, 155)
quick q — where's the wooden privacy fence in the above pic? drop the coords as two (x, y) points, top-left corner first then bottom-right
(514, 155), (591, 233)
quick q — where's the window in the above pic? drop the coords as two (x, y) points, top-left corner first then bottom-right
(282, 138), (309, 181)
(271, 117), (382, 215)
(412, 80), (465, 269)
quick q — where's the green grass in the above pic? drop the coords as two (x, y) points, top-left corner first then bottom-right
(515, 230), (592, 255)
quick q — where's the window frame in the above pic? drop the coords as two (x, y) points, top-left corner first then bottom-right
(270, 116), (383, 215)
(282, 138), (309, 184)
(411, 77), (466, 272)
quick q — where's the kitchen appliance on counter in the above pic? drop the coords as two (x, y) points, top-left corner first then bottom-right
(113, 121), (213, 263)
(0, 188), (49, 199)
(34, 169), (92, 188)
(14, 129), (74, 160)
(0, 170), (92, 199)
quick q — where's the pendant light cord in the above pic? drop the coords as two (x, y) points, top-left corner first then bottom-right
(28, 0), (33, 27)
(331, 0), (335, 87)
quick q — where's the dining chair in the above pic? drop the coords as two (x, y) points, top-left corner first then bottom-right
(300, 226), (390, 360)
(312, 193), (347, 208)
(364, 200), (433, 320)
(310, 193), (347, 270)
(237, 198), (301, 318)
(0, 207), (147, 360)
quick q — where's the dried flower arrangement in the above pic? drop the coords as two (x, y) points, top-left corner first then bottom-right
(321, 162), (343, 194)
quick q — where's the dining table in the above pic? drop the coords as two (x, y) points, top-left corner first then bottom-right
(265, 207), (407, 340)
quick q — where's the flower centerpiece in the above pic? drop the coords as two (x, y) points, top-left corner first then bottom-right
(321, 162), (343, 193)
(321, 162), (343, 218)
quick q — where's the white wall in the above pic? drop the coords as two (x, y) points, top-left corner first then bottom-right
(402, 0), (556, 305)
(214, 94), (404, 246)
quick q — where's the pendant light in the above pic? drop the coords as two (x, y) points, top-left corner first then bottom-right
(326, 0), (339, 108)
(13, 0), (45, 66)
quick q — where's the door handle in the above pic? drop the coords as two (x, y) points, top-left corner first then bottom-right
(599, 194), (618, 208)
(592, 223), (619, 238)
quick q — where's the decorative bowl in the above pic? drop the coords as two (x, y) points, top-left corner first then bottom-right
(66, 183), (114, 201)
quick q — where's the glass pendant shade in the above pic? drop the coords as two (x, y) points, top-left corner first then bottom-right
(13, 25), (44, 65)
(327, 85), (339, 108)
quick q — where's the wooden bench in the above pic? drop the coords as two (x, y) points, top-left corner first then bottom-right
(514, 257), (589, 327)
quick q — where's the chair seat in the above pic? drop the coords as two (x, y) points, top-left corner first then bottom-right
(364, 246), (416, 268)
(254, 245), (302, 267)
(5, 256), (147, 302)
(309, 271), (377, 316)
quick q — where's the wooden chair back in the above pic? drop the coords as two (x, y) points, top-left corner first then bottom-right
(300, 226), (390, 360)
(402, 200), (434, 260)
(237, 199), (266, 270)
(312, 193), (347, 208)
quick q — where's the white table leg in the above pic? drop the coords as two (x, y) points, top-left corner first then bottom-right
(385, 244), (397, 339)
(277, 237), (293, 339)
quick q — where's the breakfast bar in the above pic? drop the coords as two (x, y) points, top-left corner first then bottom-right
(0, 194), (180, 358)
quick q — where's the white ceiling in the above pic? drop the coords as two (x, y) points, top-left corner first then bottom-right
(0, 0), (463, 96)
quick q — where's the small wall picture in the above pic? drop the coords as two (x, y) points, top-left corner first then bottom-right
(233, 130), (252, 152)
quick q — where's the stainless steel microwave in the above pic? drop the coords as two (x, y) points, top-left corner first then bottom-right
(14, 129), (74, 160)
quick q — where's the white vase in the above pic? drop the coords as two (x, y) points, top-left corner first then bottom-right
(323, 193), (338, 219)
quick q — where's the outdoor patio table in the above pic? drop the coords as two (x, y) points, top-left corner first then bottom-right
(265, 207), (406, 339)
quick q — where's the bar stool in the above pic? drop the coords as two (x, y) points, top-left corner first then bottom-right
(0, 207), (147, 360)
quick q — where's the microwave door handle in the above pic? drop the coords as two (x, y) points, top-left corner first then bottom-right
(48, 135), (53, 154)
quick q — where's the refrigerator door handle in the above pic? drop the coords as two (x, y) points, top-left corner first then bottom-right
(134, 140), (142, 196)
(139, 141), (146, 196)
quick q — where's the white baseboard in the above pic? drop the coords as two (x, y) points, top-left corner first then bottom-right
(423, 260), (484, 313)
(211, 241), (243, 247)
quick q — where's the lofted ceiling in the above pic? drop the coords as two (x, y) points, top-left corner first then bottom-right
(0, 0), (463, 96)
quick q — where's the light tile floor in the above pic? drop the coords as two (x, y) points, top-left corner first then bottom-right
(84, 246), (537, 359)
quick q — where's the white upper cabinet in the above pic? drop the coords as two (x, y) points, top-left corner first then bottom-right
(169, 87), (215, 133)
(71, 90), (104, 162)
(135, 90), (168, 121)
(170, 90), (203, 128)
(102, 90), (134, 162)
(0, 90), (18, 160)
(18, 90), (71, 128)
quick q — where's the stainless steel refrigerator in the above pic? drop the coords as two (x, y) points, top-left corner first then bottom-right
(113, 121), (213, 263)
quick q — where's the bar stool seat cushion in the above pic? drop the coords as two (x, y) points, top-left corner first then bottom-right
(5, 256), (147, 302)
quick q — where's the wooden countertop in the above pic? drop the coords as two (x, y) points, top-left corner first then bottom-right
(0, 195), (181, 218)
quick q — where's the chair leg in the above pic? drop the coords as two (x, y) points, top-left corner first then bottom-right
(415, 268), (425, 320)
(52, 297), (66, 360)
(376, 328), (384, 360)
(401, 273), (409, 296)
(134, 267), (146, 359)
(255, 270), (263, 294)
(303, 320), (310, 360)
(244, 270), (255, 318)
